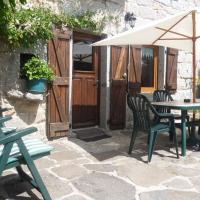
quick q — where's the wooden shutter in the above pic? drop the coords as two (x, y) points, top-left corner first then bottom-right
(128, 46), (142, 94)
(47, 29), (72, 138)
(166, 48), (178, 93)
(110, 46), (128, 129)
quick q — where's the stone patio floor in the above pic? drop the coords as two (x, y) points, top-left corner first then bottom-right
(1, 129), (200, 200)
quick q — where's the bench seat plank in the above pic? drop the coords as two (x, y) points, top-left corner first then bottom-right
(0, 139), (53, 166)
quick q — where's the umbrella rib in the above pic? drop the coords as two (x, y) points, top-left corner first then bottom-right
(159, 38), (191, 40)
(155, 27), (191, 39)
(152, 11), (193, 45)
(195, 35), (200, 39)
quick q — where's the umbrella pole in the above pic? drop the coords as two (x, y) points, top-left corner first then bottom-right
(192, 11), (196, 123)
(192, 11), (196, 104)
(126, 45), (130, 93)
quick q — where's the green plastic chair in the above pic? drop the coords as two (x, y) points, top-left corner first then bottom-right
(0, 107), (17, 134)
(0, 116), (53, 200)
(153, 90), (191, 138)
(127, 93), (179, 162)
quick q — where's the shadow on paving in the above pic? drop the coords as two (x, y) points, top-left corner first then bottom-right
(69, 129), (180, 163)
(0, 174), (42, 200)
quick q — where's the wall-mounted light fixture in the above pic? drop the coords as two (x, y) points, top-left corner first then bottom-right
(124, 12), (137, 28)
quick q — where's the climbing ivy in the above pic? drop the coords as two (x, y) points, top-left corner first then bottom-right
(0, 0), (26, 9)
(0, 6), (118, 48)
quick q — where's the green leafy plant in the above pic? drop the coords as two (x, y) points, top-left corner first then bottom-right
(0, 7), (55, 48)
(0, 6), (120, 48)
(23, 56), (55, 81)
(0, 0), (26, 9)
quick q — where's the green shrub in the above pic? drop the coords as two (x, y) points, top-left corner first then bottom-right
(0, 7), (55, 48)
(0, 6), (119, 48)
(23, 56), (55, 81)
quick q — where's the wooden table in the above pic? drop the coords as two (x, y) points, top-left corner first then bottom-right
(152, 101), (200, 156)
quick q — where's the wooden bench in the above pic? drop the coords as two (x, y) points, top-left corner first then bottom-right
(0, 116), (53, 200)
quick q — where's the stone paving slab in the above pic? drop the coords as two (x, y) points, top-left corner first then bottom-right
(83, 164), (115, 173)
(1, 130), (200, 200)
(139, 190), (200, 200)
(63, 194), (89, 200)
(40, 170), (73, 199)
(72, 172), (136, 200)
(51, 164), (88, 180)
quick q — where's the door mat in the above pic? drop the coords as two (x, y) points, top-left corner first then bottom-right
(73, 128), (111, 142)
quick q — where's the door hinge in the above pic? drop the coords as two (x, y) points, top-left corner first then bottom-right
(69, 123), (72, 129)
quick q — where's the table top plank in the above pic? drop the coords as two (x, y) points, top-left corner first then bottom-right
(152, 101), (200, 110)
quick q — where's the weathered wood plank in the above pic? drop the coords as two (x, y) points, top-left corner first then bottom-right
(114, 47), (126, 79)
(50, 122), (69, 132)
(53, 77), (69, 85)
(47, 29), (71, 138)
(52, 85), (68, 122)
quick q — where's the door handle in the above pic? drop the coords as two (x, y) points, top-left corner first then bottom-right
(94, 80), (99, 87)
(122, 73), (127, 79)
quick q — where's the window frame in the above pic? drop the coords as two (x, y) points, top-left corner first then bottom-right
(141, 45), (158, 93)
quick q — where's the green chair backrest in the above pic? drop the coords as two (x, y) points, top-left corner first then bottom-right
(127, 93), (153, 131)
(153, 90), (173, 114)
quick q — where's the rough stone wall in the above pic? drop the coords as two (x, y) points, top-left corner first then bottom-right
(28, 0), (198, 100)
(1, 0), (198, 136)
(0, 41), (47, 139)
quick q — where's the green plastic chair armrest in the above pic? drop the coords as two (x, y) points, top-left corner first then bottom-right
(157, 113), (175, 120)
(0, 127), (38, 145)
(0, 116), (12, 124)
(0, 108), (10, 113)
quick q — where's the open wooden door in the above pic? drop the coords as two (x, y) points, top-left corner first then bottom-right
(72, 31), (101, 128)
(47, 29), (72, 138)
(128, 46), (142, 94)
(110, 46), (128, 129)
(110, 46), (143, 130)
(166, 48), (178, 93)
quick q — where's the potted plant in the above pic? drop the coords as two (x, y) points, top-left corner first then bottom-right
(23, 56), (54, 93)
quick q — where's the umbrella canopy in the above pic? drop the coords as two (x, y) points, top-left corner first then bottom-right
(93, 9), (200, 101)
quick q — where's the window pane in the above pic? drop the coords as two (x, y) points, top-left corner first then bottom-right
(73, 40), (93, 71)
(141, 47), (154, 87)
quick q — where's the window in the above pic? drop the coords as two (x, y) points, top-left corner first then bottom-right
(141, 46), (158, 93)
(20, 53), (34, 79)
(73, 40), (93, 71)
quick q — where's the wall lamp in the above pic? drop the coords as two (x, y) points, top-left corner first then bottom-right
(124, 12), (137, 28)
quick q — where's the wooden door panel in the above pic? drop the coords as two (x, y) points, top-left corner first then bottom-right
(84, 78), (97, 123)
(72, 75), (98, 127)
(85, 78), (97, 105)
(72, 33), (100, 128)
(72, 77), (83, 125)
(47, 29), (71, 138)
(166, 48), (178, 92)
(110, 46), (128, 129)
(110, 80), (126, 129)
(128, 47), (142, 94)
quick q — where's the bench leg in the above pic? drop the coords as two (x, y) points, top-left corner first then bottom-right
(0, 142), (13, 175)
(16, 139), (51, 200)
(16, 166), (25, 182)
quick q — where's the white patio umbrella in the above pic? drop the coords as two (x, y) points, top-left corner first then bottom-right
(93, 9), (200, 102)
